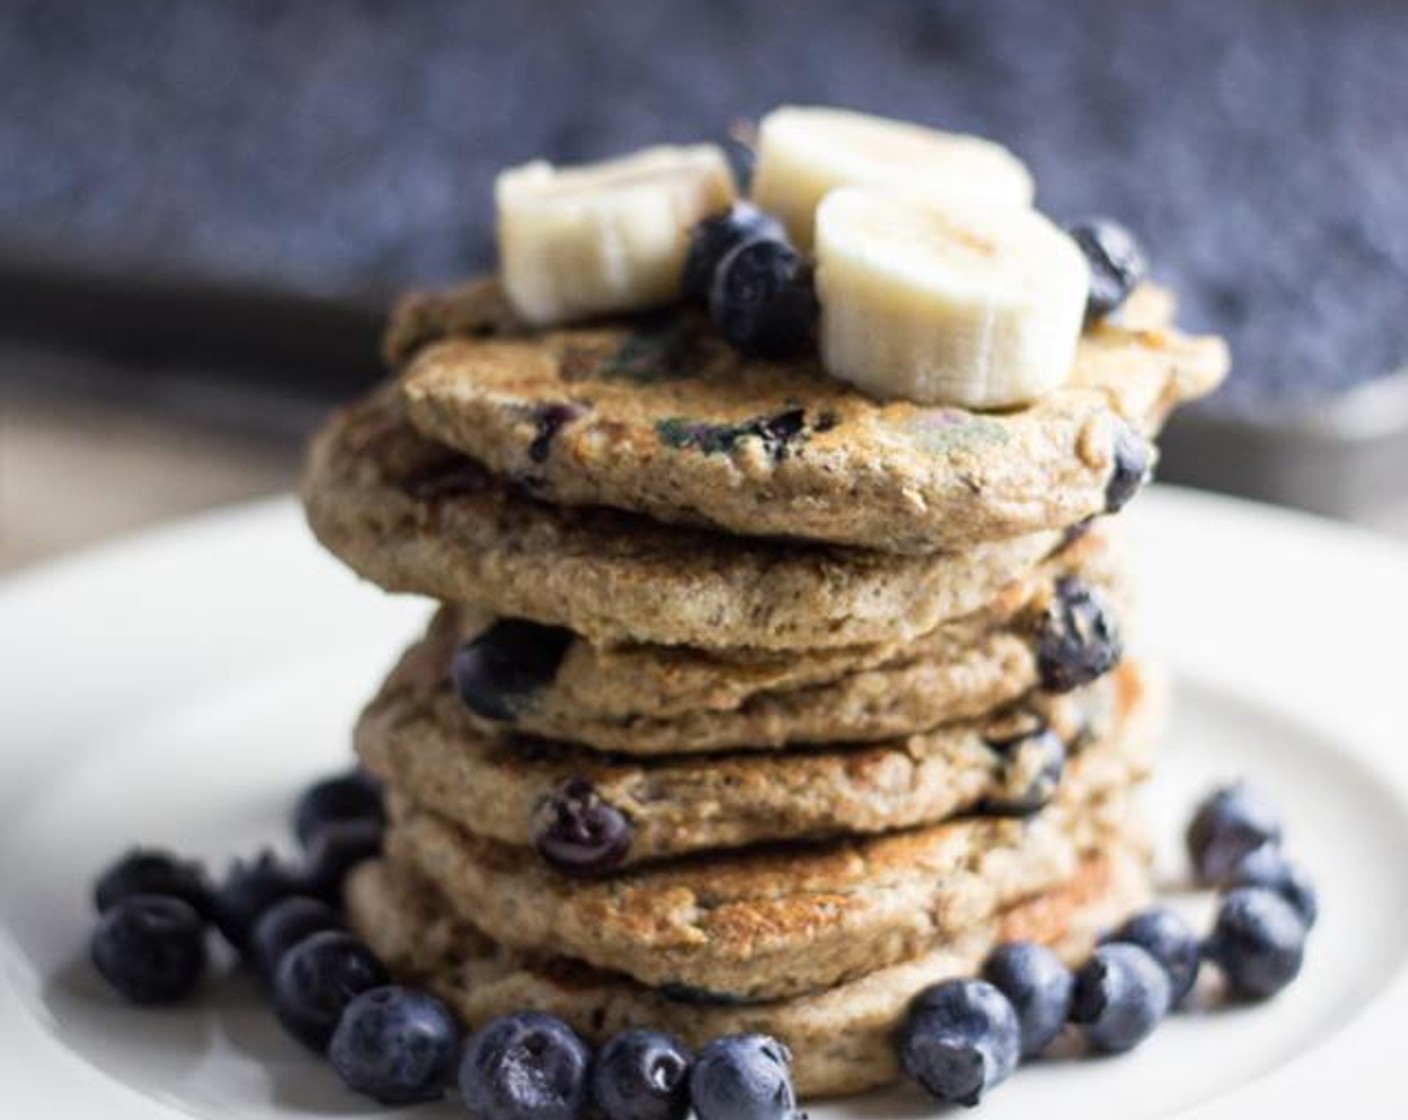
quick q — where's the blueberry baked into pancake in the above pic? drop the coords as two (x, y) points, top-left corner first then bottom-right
(91, 107), (1319, 1114)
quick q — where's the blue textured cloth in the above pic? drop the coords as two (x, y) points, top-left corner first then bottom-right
(3, 0), (1405, 411)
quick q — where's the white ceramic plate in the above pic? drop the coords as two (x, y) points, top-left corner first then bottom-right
(1, 488), (1405, 1118)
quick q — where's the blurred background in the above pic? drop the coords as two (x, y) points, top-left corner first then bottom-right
(3, 0), (1406, 570)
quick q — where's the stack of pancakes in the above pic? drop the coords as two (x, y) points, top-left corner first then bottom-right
(302, 278), (1228, 1096)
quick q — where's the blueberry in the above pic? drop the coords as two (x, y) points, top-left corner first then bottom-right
(1066, 218), (1147, 321)
(250, 895), (343, 980)
(532, 778), (634, 873)
(1204, 887), (1307, 1001)
(1105, 908), (1201, 1005)
(1105, 426), (1153, 514)
(93, 847), (214, 920)
(1186, 783), (1283, 887)
(329, 985), (458, 1105)
(300, 818), (383, 904)
(459, 1011), (592, 1120)
(593, 1029), (694, 1120)
(1035, 577), (1123, 693)
(981, 727), (1067, 817)
(272, 930), (388, 1051)
(1070, 943), (1171, 1053)
(529, 402), (587, 465)
(981, 941), (1074, 1057)
(689, 1033), (796, 1120)
(708, 238), (818, 359)
(750, 408), (808, 461)
(212, 850), (304, 953)
(452, 619), (574, 723)
(1223, 845), (1318, 929)
(91, 894), (207, 1004)
(293, 769), (384, 849)
(898, 979), (1020, 1106)
(683, 203), (788, 302)
(656, 409), (810, 462)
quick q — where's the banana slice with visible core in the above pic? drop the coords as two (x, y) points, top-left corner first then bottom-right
(751, 106), (1035, 250)
(815, 188), (1090, 409)
(497, 145), (737, 326)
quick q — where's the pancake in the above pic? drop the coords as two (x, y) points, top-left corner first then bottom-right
(302, 390), (1069, 651)
(391, 279), (1226, 553)
(383, 780), (1142, 1002)
(347, 844), (1150, 1097)
(359, 650), (1157, 866)
(368, 521), (1128, 753)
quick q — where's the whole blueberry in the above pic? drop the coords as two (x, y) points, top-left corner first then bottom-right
(1204, 887), (1307, 1001)
(898, 979), (1020, 1106)
(329, 985), (458, 1105)
(1065, 218), (1148, 321)
(709, 238), (818, 359)
(593, 1029), (694, 1120)
(981, 941), (1074, 1057)
(533, 779), (634, 873)
(1105, 908), (1201, 1005)
(683, 203), (788, 302)
(459, 1011), (592, 1120)
(1105, 426), (1153, 514)
(1186, 783), (1283, 887)
(213, 850), (304, 953)
(93, 847), (214, 920)
(250, 895), (343, 980)
(1223, 845), (1318, 929)
(689, 1034), (796, 1120)
(1035, 577), (1123, 693)
(293, 769), (384, 849)
(982, 728), (1067, 817)
(1070, 943), (1171, 1053)
(91, 894), (207, 1004)
(300, 818), (383, 904)
(452, 619), (574, 723)
(272, 930), (388, 1051)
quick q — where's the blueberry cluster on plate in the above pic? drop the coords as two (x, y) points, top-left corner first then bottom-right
(897, 782), (1316, 1106)
(87, 770), (803, 1117)
(89, 770), (456, 1103)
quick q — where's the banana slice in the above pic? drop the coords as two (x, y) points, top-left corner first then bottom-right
(496, 146), (737, 326)
(815, 188), (1090, 409)
(751, 106), (1035, 250)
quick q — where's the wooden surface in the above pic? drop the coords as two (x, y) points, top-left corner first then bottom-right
(1, 384), (301, 573)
